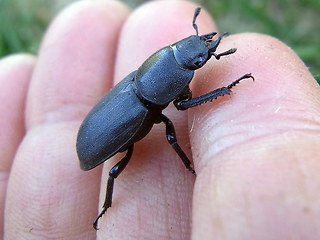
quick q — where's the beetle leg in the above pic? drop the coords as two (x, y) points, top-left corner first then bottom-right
(174, 73), (254, 110)
(173, 86), (192, 106)
(93, 145), (134, 230)
(160, 114), (196, 175)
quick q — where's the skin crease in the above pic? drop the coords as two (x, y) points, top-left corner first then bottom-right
(1, 0), (320, 240)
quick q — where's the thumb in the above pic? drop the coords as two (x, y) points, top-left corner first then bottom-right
(190, 33), (320, 239)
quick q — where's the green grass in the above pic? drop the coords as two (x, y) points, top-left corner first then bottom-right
(202, 0), (320, 82)
(1, 0), (319, 81)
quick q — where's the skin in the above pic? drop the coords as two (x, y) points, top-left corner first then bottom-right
(1, 0), (320, 239)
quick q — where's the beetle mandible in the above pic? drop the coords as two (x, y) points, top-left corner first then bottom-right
(76, 7), (254, 230)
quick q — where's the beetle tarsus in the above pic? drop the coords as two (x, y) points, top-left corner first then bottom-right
(93, 146), (134, 230)
(227, 73), (254, 89)
(93, 209), (106, 230)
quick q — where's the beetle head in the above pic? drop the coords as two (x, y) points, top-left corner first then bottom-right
(171, 33), (217, 70)
(171, 8), (234, 70)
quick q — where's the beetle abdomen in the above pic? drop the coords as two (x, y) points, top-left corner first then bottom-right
(77, 71), (153, 170)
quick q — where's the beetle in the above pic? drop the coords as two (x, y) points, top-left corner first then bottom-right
(76, 7), (254, 229)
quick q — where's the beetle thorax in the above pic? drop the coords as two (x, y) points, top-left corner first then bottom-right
(135, 46), (194, 107)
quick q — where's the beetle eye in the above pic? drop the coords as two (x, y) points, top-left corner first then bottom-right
(194, 60), (201, 66)
(193, 55), (204, 68)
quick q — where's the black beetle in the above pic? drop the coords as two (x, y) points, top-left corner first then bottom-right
(76, 7), (254, 229)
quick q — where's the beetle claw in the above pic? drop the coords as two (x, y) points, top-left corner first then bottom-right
(93, 208), (106, 230)
(227, 73), (254, 89)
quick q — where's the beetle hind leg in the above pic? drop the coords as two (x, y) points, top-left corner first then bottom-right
(93, 145), (134, 230)
(161, 114), (196, 175)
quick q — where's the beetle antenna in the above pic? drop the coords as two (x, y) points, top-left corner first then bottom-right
(193, 7), (201, 35)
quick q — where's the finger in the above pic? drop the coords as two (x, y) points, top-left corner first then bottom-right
(0, 54), (35, 238)
(96, 1), (216, 239)
(4, 1), (129, 239)
(190, 33), (320, 239)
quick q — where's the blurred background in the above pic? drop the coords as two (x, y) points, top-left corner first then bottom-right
(0, 0), (319, 82)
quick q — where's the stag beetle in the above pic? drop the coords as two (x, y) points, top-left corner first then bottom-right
(76, 7), (254, 229)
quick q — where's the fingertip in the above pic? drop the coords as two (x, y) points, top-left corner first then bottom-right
(41, 0), (130, 49)
(27, 0), (130, 128)
(220, 32), (318, 95)
(189, 32), (320, 170)
(0, 53), (35, 169)
(190, 32), (320, 239)
(0, 53), (36, 72)
(0, 53), (36, 237)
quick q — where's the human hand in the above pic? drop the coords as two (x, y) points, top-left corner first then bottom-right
(1, 1), (320, 239)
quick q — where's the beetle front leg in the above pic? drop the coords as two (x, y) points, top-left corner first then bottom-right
(174, 73), (254, 110)
(93, 145), (134, 230)
(161, 114), (196, 175)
